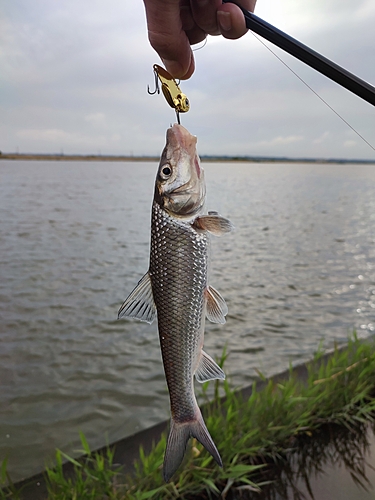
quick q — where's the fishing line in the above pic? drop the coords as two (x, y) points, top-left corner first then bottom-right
(250, 31), (375, 153)
(192, 37), (208, 52)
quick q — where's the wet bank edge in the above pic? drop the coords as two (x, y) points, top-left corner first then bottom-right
(9, 342), (365, 500)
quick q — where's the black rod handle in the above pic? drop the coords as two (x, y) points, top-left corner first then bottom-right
(223, 1), (375, 107)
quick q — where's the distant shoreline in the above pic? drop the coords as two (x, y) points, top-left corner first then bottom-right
(0, 153), (160, 162)
(0, 153), (374, 164)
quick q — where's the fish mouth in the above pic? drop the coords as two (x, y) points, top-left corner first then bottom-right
(168, 124), (200, 178)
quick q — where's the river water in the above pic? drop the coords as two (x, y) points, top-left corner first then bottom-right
(0, 160), (374, 482)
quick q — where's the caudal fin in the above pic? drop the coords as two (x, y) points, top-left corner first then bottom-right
(163, 411), (222, 482)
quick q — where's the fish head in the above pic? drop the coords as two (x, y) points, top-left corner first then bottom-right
(154, 124), (205, 218)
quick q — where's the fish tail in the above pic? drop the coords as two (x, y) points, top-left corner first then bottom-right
(163, 411), (222, 482)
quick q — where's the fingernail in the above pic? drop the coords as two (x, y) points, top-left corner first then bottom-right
(217, 11), (232, 32)
(162, 59), (184, 78)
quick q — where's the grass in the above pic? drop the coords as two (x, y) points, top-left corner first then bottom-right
(2, 334), (375, 499)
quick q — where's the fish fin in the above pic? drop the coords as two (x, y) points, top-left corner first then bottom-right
(205, 286), (228, 324)
(163, 412), (222, 482)
(193, 214), (233, 236)
(195, 350), (225, 383)
(163, 420), (191, 482)
(117, 272), (156, 324)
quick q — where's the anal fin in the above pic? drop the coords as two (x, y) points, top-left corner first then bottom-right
(195, 350), (225, 383)
(118, 272), (156, 324)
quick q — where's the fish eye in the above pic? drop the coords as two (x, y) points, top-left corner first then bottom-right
(160, 165), (172, 179)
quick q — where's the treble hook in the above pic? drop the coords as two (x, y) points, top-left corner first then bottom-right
(147, 64), (190, 123)
(147, 68), (160, 95)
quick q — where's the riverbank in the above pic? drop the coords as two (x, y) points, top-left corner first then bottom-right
(4, 335), (375, 500)
(1, 153), (374, 164)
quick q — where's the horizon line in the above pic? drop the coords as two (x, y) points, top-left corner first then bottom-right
(1, 152), (375, 165)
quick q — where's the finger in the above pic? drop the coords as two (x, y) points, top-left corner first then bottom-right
(224, 0), (257, 12)
(143, 0), (195, 79)
(186, 26), (207, 46)
(240, 0), (257, 11)
(180, 1), (208, 51)
(189, 0), (222, 36)
(180, 0), (195, 31)
(217, 1), (255, 39)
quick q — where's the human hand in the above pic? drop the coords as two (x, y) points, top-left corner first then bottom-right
(143, 0), (257, 80)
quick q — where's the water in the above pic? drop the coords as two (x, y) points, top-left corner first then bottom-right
(238, 418), (375, 500)
(0, 160), (374, 482)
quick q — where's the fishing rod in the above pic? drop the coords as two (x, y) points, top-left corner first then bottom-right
(223, 0), (375, 107)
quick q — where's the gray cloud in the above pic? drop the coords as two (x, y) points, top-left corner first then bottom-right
(1, 0), (374, 158)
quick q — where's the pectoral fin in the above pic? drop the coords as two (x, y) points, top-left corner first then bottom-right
(193, 215), (233, 236)
(118, 272), (156, 324)
(205, 286), (228, 324)
(195, 350), (225, 383)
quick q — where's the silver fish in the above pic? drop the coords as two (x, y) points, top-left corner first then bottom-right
(118, 124), (233, 481)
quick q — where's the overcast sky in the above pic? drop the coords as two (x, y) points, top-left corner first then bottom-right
(1, 0), (375, 159)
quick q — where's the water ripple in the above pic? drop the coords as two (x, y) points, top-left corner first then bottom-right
(0, 161), (374, 481)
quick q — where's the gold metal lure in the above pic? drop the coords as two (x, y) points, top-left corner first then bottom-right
(148, 64), (190, 124)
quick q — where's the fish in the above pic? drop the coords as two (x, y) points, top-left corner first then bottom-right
(118, 123), (233, 481)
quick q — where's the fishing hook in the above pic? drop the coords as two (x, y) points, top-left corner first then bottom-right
(147, 68), (160, 95)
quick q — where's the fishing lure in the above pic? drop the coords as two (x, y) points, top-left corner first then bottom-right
(148, 64), (190, 124)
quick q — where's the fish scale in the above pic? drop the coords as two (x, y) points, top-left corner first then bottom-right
(150, 202), (207, 422)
